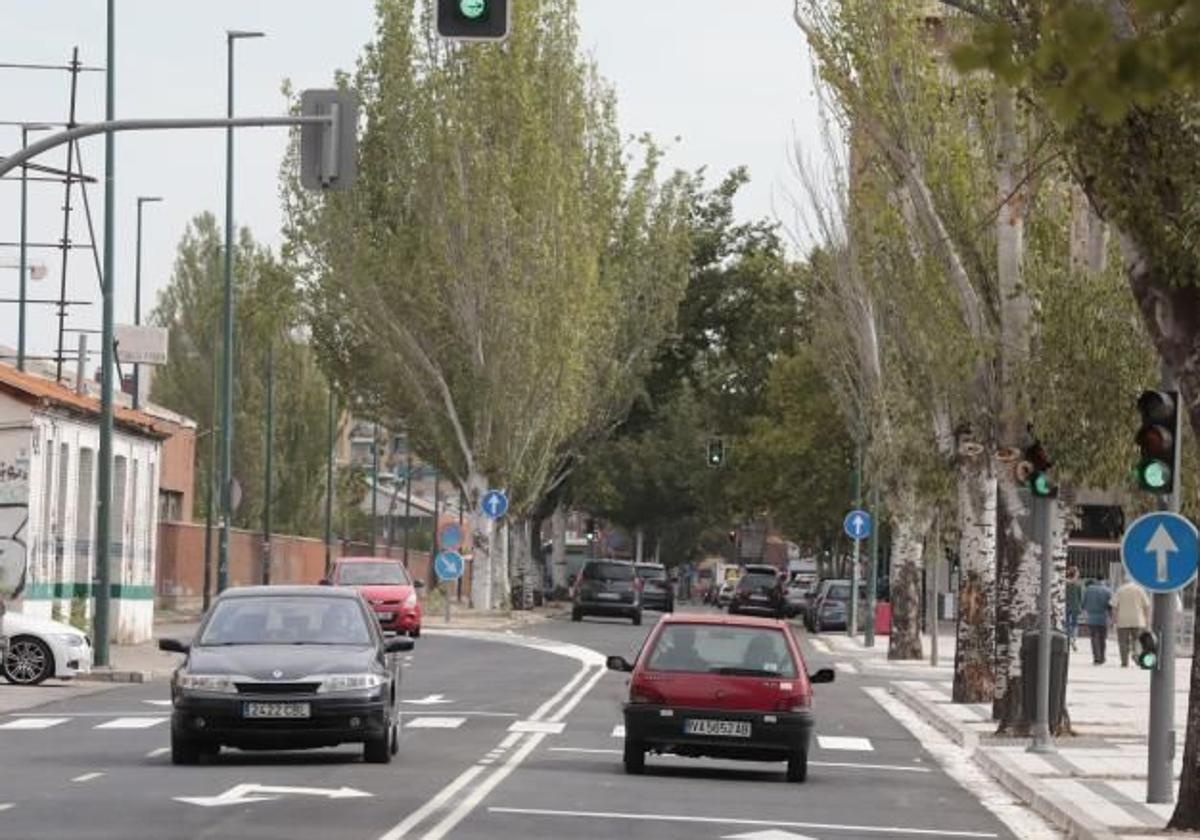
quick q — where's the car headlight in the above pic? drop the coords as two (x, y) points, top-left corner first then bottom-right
(403, 591), (418, 609)
(316, 673), (385, 693)
(52, 633), (86, 648)
(177, 674), (238, 693)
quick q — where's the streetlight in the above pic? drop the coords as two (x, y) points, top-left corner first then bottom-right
(132, 195), (162, 409)
(218, 28), (265, 594)
(17, 123), (51, 372)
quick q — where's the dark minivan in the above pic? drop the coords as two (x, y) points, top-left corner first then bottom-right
(634, 563), (674, 613)
(572, 559), (642, 625)
(729, 567), (786, 618)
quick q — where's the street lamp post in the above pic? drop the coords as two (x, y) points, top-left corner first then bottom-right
(17, 123), (51, 372)
(133, 195), (162, 409)
(217, 29), (265, 594)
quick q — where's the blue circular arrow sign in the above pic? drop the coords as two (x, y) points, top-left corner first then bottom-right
(844, 509), (872, 541)
(1121, 511), (1199, 593)
(480, 489), (509, 520)
(434, 551), (465, 582)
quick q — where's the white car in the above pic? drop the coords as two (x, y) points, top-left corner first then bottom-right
(2, 611), (93, 685)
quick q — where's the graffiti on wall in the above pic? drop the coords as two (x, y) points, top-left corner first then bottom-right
(0, 458), (30, 599)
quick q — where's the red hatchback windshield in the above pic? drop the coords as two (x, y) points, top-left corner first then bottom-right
(336, 562), (410, 586)
(646, 624), (797, 678)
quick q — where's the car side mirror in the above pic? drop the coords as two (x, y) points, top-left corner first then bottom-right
(158, 638), (190, 654)
(809, 667), (835, 684)
(319, 578), (333, 586)
(606, 655), (634, 673)
(385, 636), (415, 653)
(413, 580), (425, 589)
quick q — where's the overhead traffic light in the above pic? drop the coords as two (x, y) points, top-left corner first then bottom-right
(1136, 629), (1160, 670)
(1023, 440), (1056, 498)
(707, 437), (726, 469)
(437, 0), (511, 41)
(1135, 390), (1178, 495)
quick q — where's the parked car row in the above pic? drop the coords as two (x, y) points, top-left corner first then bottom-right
(571, 559), (675, 625)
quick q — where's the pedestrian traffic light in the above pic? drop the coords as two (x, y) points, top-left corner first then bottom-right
(1023, 440), (1056, 498)
(437, 0), (511, 41)
(1136, 390), (1178, 495)
(585, 518), (597, 542)
(707, 438), (725, 469)
(1136, 629), (1160, 670)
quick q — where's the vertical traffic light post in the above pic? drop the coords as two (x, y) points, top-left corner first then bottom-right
(0, 92), (358, 662)
(1022, 440), (1057, 754)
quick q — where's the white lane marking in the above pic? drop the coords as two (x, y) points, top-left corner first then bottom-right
(546, 747), (931, 773)
(507, 720), (565, 735)
(548, 667), (607, 722)
(529, 663), (591, 722)
(0, 804), (12, 812)
(72, 772), (104, 783)
(143, 699), (173, 706)
(421, 733), (546, 840)
(95, 717), (168, 730)
(375, 766), (487, 840)
(13, 712), (164, 717)
(725, 831), (817, 840)
(498, 732), (522, 749)
(485, 807), (1000, 838)
(550, 747), (620, 755)
(147, 747), (170, 758)
(864, 687), (1064, 840)
(0, 717), (68, 729)
(835, 661), (859, 675)
(817, 735), (873, 751)
(404, 694), (452, 706)
(808, 638), (831, 654)
(406, 717), (466, 730)
(611, 724), (625, 738)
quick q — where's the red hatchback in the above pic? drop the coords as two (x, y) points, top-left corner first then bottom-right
(607, 613), (833, 782)
(326, 558), (424, 637)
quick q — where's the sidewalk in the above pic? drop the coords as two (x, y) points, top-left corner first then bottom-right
(814, 629), (1198, 840)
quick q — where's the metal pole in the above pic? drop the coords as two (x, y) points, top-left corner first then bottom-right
(132, 196), (161, 409)
(848, 444), (862, 637)
(929, 511), (940, 668)
(865, 485), (880, 647)
(434, 472), (449, 623)
(18, 127), (32, 371)
(324, 387), (335, 576)
(457, 488), (465, 604)
(402, 452), (413, 568)
(1148, 364), (1181, 803)
(369, 422), (378, 555)
(54, 48), (80, 384)
(202, 339), (217, 611)
(1029, 492), (1056, 753)
(219, 29), (264, 595)
(92, 0), (116, 667)
(261, 341), (273, 585)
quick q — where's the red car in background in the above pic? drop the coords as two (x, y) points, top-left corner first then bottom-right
(607, 613), (834, 782)
(326, 557), (424, 637)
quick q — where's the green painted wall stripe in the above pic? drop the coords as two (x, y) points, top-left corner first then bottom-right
(24, 583), (155, 601)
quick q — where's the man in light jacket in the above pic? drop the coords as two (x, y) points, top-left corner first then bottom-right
(1111, 579), (1152, 667)
(1081, 577), (1113, 664)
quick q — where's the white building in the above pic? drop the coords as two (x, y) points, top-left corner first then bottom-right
(0, 363), (166, 643)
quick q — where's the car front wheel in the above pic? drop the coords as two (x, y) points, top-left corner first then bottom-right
(631, 610), (642, 627)
(571, 607), (583, 622)
(364, 727), (392, 764)
(787, 748), (809, 783)
(170, 727), (203, 766)
(623, 735), (645, 775)
(3, 635), (54, 685)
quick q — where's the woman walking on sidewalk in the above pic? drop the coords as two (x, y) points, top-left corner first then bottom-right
(1065, 566), (1083, 651)
(1081, 577), (1113, 664)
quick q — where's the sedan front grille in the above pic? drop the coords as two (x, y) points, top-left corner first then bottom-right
(235, 682), (321, 695)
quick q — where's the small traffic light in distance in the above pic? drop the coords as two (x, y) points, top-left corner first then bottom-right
(1024, 440), (1056, 498)
(1136, 629), (1160, 670)
(585, 518), (596, 543)
(1136, 390), (1178, 495)
(707, 437), (725, 468)
(437, 0), (511, 41)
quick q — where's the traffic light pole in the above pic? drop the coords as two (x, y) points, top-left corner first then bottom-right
(864, 485), (880, 648)
(848, 445), (862, 638)
(1147, 367), (1181, 804)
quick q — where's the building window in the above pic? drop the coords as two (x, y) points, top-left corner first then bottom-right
(143, 462), (155, 585)
(76, 448), (94, 586)
(129, 460), (139, 586)
(40, 445), (54, 586)
(111, 456), (127, 584)
(54, 443), (70, 590)
(159, 490), (183, 523)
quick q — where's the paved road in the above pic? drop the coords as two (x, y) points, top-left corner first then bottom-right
(0, 607), (1059, 840)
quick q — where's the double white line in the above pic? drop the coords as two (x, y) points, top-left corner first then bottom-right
(379, 633), (607, 840)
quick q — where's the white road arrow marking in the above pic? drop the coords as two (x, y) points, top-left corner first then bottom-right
(143, 699), (173, 707)
(724, 831), (818, 840)
(1147, 524), (1178, 582)
(403, 694), (452, 705)
(174, 784), (371, 808)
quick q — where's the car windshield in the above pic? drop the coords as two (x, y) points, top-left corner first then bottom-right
(635, 566), (666, 580)
(199, 597), (373, 646)
(825, 584), (851, 600)
(646, 624), (797, 678)
(738, 573), (777, 590)
(584, 562), (634, 581)
(337, 562), (410, 586)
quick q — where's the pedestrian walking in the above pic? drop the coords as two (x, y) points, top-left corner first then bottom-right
(1111, 578), (1151, 667)
(1065, 565), (1083, 651)
(1081, 577), (1113, 664)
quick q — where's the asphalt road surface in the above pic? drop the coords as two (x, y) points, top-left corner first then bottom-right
(0, 607), (1060, 840)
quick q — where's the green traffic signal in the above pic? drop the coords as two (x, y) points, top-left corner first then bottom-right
(459, 0), (487, 19)
(1030, 472), (1054, 498)
(1137, 651), (1158, 670)
(1138, 459), (1172, 492)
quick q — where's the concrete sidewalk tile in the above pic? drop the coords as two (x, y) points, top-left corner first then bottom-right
(1042, 777), (1147, 828)
(1000, 750), (1062, 777)
(1102, 780), (1176, 824)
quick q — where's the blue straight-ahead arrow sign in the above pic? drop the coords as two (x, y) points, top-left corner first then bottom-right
(480, 490), (509, 520)
(1121, 511), (1199, 593)
(843, 509), (872, 542)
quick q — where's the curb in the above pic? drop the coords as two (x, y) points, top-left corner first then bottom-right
(77, 668), (153, 684)
(889, 682), (1123, 840)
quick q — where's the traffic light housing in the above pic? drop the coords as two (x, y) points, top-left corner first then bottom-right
(437, 0), (511, 41)
(1136, 390), (1178, 495)
(1136, 629), (1160, 670)
(1023, 440), (1056, 498)
(707, 438), (725, 469)
(584, 518), (597, 543)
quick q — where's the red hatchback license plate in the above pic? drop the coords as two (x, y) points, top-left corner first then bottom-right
(684, 718), (751, 738)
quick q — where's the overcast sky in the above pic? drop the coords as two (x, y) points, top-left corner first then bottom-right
(2, 1), (829, 369)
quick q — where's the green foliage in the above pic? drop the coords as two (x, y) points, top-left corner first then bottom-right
(150, 213), (332, 537)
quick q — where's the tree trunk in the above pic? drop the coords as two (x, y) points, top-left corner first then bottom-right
(888, 492), (930, 661)
(509, 518), (534, 610)
(635, 527), (645, 564)
(993, 472), (1041, 734)
(550, 504), (568, 595)
(466, 471), (500, 610)
(952, 443), (998, 704)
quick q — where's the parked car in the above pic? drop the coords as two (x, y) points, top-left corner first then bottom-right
(159, 585), (412, 765)
(807, 579), (862, 632)
(607, 612), (835, 782)
(634, 563), (674, 612)
(2, 610), (93, 685)
(729, 568), (786, 618)
(572, 559), (642, 625)
(716, 578), (739, 608)
(325, 556), (424, 638)
(784, 582), (815, 620)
